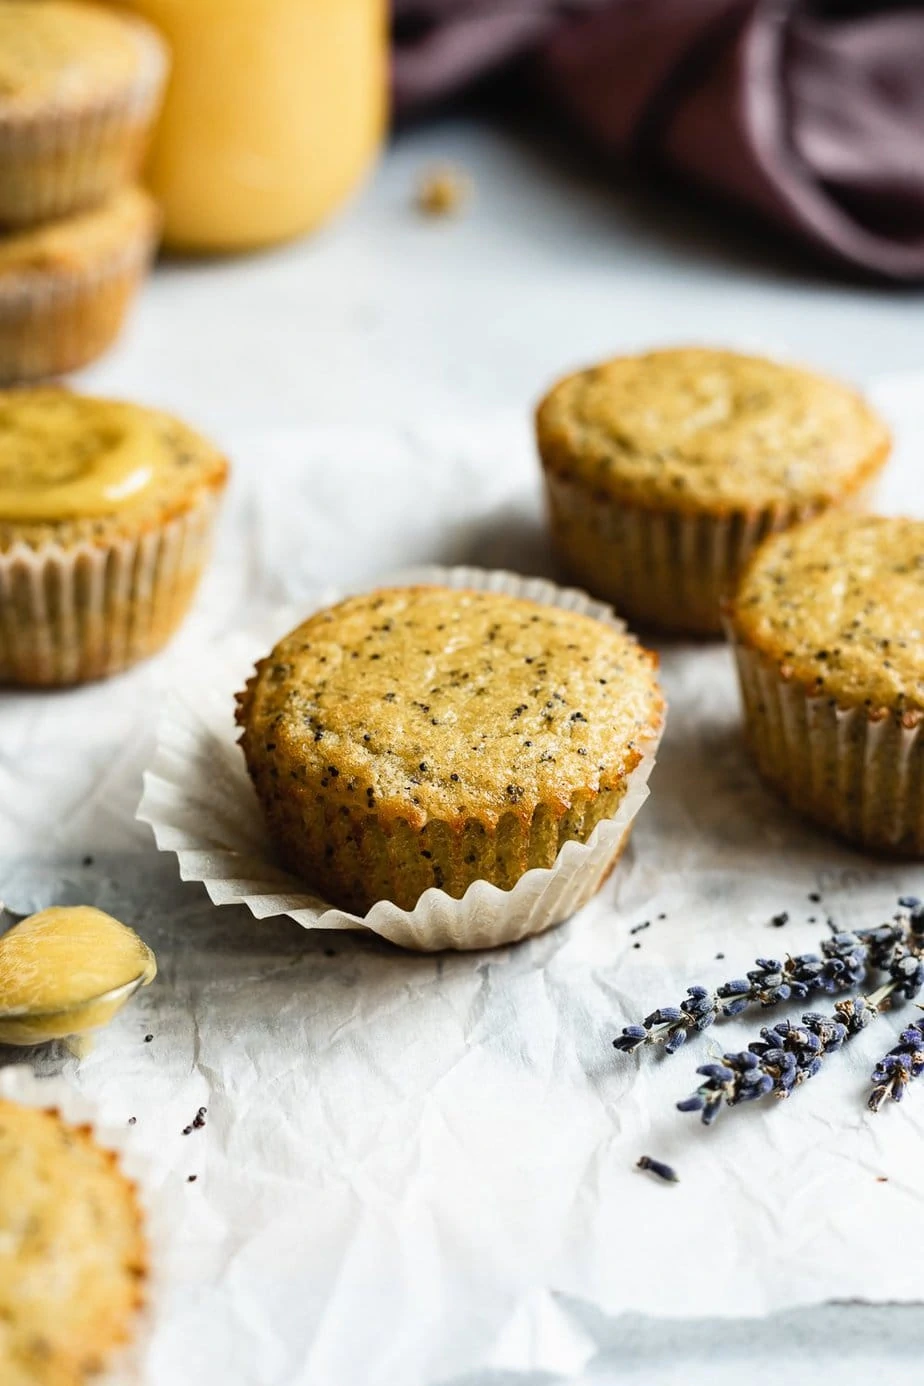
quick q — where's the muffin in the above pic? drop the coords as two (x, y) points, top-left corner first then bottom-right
(0, 388), (228, 685)
(0, 1098), (146, 1386)
(0, 0), (167, 227)
(726, 513), (924, 856)
(0, 186), (160, 384)
(236, 584), (664, 930)
(537, 347), (890, 635)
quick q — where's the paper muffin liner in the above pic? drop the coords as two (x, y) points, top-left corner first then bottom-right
(0, 1064), (159, 1386)
(137, 566), (664, 951)
(727, 630), (924, 856)
(544, 472), (877, 637)
(0, 217), (159, 384)
(0, 17), (168, 227)
(0, 491), (221, 686)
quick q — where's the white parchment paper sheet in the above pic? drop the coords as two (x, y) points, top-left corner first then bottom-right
(1, 381), (923, 1386)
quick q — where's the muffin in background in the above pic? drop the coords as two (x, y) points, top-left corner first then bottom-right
(236, 584), (664, 933)
(0, 186), (160, 384)
(537, 347), (890, 635)
(0, 0), (167, 228)
(726, 512), (924, 856)
(0, 389), (228, 686)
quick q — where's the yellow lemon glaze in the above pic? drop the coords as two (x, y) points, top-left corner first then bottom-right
(0, 906), (156, 1045)
(102, 0), (388, 252)
(0, 392), (171, 521)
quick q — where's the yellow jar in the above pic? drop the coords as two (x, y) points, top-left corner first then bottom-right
(106, 0), (387, 253)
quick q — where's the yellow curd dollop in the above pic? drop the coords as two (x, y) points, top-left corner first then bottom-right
(0, 392), (167, 521)
(103, 0), (388, 252)
(0, 906), (156, 1045)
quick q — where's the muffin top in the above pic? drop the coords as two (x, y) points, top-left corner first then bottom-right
(0, 1099), (146, 1386)
(536, 347), (889, 514)
(730, 513), (924, 716)
(0, 389), (228, 549)
(237, 585), (663, 829)
(0, 186), (159, 279)
(0, 0), (166, 120)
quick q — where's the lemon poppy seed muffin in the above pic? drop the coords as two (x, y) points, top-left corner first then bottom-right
(726, 513), (924, 855)
(0, 186), (160, 384)
(0, 0), (167, 227)
(537, 347), (890, 635)
(237, 585), (664, 925)
(0, 1099), (146, 1386)
(0, 388), (228, 684)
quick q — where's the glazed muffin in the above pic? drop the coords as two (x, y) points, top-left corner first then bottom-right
(237, 584), (664, 928)
(0, 388), (228, 685)
(0, 0), (167, 227)
(0, 186), (160, 384)
(0, 1099), (146, 1386)
(726, 513), (924, 855)
(537, 347), (890, 635)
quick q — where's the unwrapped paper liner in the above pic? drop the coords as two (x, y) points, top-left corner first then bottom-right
(137, 565), (663, 951)
(0, 1064), (158, 1386)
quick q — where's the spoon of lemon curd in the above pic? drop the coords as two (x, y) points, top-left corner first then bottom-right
(0, 905), (156, 1047)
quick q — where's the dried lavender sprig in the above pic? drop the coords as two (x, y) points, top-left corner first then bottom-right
(867, 904), (924, 1111)
(613, 930), (874, 1057)
(677, 997), (879, 1125)
(679, 935), (924, 1127)
(868, 1018), (924, 1111)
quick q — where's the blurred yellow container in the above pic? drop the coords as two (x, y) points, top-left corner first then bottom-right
(107, 0), (388, 253)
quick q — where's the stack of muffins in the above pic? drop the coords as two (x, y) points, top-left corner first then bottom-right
(0, 0), (168, 383)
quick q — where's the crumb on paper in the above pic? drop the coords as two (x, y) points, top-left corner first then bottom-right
(415, 166), (472, 219)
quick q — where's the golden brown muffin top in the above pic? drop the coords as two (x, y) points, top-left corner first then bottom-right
(536, 347), (889, 514)
(237, 585), (664, 830)
(0, 1099), (146, 1386)
(730, 513), (924, 716)
(0, 186), (159, 278)
(0, 389), (228, 549)
(0, 0), (165, 119)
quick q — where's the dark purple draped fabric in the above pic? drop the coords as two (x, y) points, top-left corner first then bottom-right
(392, 0), (924, 280)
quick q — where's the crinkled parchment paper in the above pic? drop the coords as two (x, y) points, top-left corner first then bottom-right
(0, 386), (922, 1386)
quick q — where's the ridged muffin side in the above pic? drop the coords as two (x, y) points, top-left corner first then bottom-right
(237, 585), (664, 917)
(537, 347), (890, 635)
(726, 513), (924, 855)
(0, 187), (161, 384)
(0, 389), (228, 685)
(0, 1099), (147, 1386)
(0, 0), (168, 227)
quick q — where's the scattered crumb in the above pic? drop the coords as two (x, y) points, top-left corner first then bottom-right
(188, 1175), (198, 1183)
(715, 952), (725, 960)
(82, 855), (94, 867)
(629, 920), (650, 935)
(415, 165), (471, 218)
(636, 1155), (679, 1184)
(127, 1116), (136, 1126)
(770, 912), (789, 928)
(144, 1034), (153, 1043)
(877, 1176), (889, 1183)
(632, 942), (641, 950)
(808, 892), (822, 903)
(657, 913), (667, 920)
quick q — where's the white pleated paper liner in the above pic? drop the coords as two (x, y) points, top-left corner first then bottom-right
(137, 566), (664, 951)
(0, 1065), (159, 1386)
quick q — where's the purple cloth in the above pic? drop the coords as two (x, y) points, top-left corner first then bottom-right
(393, 0), (924, 280)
